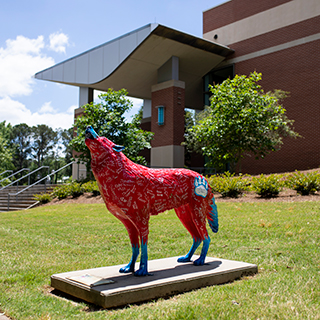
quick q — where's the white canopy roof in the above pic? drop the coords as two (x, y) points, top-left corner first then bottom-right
(35, 24), (233, 108)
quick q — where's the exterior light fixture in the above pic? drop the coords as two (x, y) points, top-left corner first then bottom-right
(156, 105), (165, 126)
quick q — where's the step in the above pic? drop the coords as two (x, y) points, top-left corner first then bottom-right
(0, 184), (58, 212)
(0, 207), (32, 212)
(1, 199), (36, 205)
(0, 202), (38, 211)
(0, 187), (55, 196)
(5, 201), (36, 206)
(0, 199), (38, 204)
(0, 195), (45, 200)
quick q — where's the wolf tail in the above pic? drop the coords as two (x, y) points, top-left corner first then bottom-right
(207, 192), (219, 233)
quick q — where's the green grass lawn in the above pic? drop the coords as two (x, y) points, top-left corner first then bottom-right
(0, 201), (319, 319)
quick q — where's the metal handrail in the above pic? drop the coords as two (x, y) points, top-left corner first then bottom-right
(0, 168), (30, 184)
(0, 166), (48, 192)
(0, 170), (13, 177)
(7, 161), (74, 211)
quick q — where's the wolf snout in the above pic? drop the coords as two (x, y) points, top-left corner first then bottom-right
(85, 126), (99, 140)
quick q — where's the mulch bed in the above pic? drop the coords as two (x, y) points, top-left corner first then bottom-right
(42, 189), (320, 207)
(41, 168), (320, 206)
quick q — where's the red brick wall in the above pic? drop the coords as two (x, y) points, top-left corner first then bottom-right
(203, 0), (291, 33)
(228, 15), (320, 58)
(203, 0), (320, 174)
(235, 39), (320, 174)
(140, 120), (151, 132)
(151, 85), (185, 148)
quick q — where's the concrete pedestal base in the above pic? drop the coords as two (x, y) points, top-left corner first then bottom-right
(51, 256), (257, 309)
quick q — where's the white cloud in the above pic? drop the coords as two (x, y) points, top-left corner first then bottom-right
(0, 33), (77, 130)
(4, 35), (44, 55)
(67, 105), (77, 114)
(39, 101), (55, 114)
(49, 32), (69, 53)
(0, 35), (54, 98)
(0, 97), (76, 130)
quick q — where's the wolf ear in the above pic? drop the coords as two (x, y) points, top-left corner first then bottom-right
(112, 145), (125, 152)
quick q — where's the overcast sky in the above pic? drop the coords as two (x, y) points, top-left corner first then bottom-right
(0, 0), (225, 129)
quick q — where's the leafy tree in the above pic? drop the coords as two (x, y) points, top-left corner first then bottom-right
(0, 120), (74, 181)
(0, 121), (13, 173)
(0, 121), (12, 141)
(11, 123), (32, 170)
(31, 124), (59, 167)
(70, 88), (153, 171)
(0, 136), (13, 173)
(131, 106), (143, 127)
(185, 72), (299, 172)
(185, 110), (195, 131)
(43, 152), (69, 184)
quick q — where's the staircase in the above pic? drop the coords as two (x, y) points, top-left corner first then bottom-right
(0, 185), (56, 212)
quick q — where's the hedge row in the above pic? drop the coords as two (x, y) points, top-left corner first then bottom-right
(34, 181), (100, 204)
(207, 171), (320, 198)
(34, 170), (320, 203)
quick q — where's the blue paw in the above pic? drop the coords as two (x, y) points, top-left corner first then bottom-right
(134, 268), (152, 277)
(194, 256), (206, 266)
(177, 256), (192, 263)
(194, 176), (208, 198)
(119, 264), (134, 273)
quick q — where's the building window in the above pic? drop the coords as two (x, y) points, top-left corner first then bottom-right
(203, 65), (234, 106)
(156, 105), (165, 125)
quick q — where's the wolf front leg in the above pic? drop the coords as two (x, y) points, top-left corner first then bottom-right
(119, 244), (139, 273)
(134, 235), (152, 276)
(118, 218), (140, 273)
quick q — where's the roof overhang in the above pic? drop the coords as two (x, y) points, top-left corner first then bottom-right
(35, 24), (233, 109)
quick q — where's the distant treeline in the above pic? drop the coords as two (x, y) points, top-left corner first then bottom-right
(0, 121), (73, 184)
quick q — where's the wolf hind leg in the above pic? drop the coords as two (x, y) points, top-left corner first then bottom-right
(194, 235), (211, 266)
(175, 204), (203, 263)
(178, 237), (201, 262)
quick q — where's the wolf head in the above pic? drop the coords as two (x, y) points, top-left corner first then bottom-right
(85, 126), (113, 152)
(85, 126), (125, 169)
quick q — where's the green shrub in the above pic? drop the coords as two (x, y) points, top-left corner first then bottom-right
(82, 180), (100, 196)
(33, 193), (52, 204)
(69, 182), (85, 198)
(52, 184), (70, 200)
(0, 178), (11, 187)
(52, 182), (85, 199)
(208, 172), (250, 198)
(286, 171), (320, 195)
(251, 174), (285, 198)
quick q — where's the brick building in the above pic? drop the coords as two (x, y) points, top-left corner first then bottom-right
(36, 0), (320, 177)
(203, 0), (320, 174)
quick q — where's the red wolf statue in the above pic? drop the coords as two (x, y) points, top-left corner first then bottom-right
(85, 126), (218, 276)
